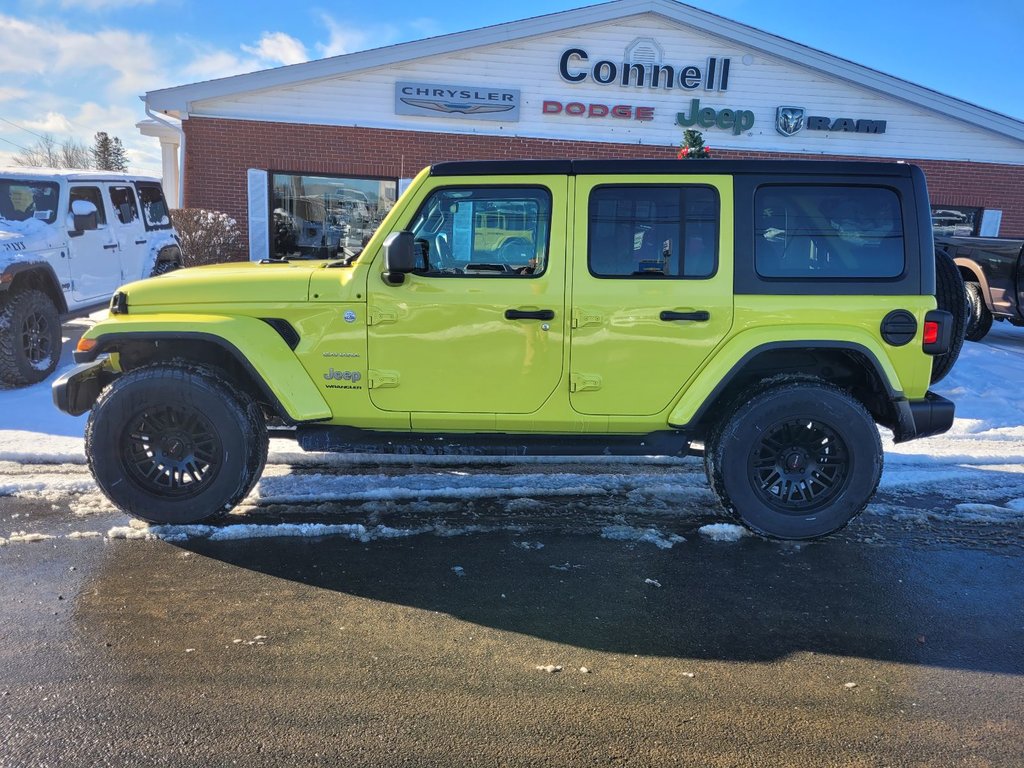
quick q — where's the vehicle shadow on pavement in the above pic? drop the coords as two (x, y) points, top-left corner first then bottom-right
(167, 529), (1024, 675)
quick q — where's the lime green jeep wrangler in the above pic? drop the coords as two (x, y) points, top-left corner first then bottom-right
(54, 160), (962, 540)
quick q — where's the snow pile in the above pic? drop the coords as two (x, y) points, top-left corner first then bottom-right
(698, 523), (750, 542)
(600, 525), (685, 549)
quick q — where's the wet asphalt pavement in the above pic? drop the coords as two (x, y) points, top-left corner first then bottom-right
(1, 490), (1023, 768)
(1, 323), (1023, 766)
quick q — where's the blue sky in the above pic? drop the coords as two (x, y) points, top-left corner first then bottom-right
(1, 0), (1021, 174)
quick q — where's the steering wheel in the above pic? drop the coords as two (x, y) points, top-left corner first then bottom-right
(433, 232), (453, 268)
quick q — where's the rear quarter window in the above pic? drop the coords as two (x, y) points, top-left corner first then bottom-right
(755, 186), (904, 279)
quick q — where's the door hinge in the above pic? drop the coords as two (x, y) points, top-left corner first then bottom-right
(570, 373), (602, 393)
(572, 307), (603, 328)
(368, 369), (400, 389)
(367, 306), (398, 326)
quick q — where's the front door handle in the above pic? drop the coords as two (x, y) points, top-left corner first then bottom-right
(103, 243), (118, 250)
(505, 309), (555, 321)
(660, 310), (710, 322)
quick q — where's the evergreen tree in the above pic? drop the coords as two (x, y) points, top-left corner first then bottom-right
(677, 129), (712, 159)
(109, 137), (129, 172)
(92, 132), (116, 170)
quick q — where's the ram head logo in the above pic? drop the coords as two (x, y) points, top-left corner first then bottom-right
(776, 106), (805, 137)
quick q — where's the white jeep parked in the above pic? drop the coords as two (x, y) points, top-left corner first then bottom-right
(0, 168), (181, 386)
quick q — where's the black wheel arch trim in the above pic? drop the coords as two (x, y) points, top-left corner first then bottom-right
(0, 261), (68, 314)
(670, 340), (904, 431)
(73, 331), (321, 424)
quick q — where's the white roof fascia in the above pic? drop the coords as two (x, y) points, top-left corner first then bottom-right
(145, 0), (1024, 144)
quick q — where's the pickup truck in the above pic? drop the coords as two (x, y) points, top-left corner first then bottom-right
(939, 236), (1024, 341)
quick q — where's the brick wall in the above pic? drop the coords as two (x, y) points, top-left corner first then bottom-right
(183, 116), (1024, 253)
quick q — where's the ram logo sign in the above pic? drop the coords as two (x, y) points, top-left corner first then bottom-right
(776, 106), (805, 136)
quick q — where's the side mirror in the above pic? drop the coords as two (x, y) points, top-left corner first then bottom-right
(69, 199), (98, 235)
(382, 231), (417, 285)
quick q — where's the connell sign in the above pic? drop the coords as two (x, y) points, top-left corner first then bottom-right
(559, 48), (731, 91)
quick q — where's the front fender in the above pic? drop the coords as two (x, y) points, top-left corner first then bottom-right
(76, 313), (332, 422)
(667, 326), (908, 427)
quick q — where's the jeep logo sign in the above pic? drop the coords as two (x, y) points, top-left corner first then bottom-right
(677, 98), (755, 135)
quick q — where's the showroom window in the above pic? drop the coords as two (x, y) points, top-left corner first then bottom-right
(270, 173), (397, 260)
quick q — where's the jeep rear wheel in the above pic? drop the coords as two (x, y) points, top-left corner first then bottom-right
(964, 281), (993, 342)
(0, 289), (62, 387)
(86, 365), (268, 525)
(706, 381), (882, 540)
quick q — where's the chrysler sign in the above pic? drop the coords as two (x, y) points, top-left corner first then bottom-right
(395, 82), (521, 121)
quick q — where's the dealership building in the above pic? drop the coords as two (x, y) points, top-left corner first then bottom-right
(139, 0), (1024, 259)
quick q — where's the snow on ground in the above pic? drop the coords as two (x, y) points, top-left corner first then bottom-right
(2, 322), (1024, 544)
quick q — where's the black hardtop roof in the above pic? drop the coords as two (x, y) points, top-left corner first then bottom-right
(430, 159), (916, 178)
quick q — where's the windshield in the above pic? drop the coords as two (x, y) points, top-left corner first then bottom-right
(0, 179), (60, 225)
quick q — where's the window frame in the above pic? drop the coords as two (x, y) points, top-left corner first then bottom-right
(733, 175), (923, 297)
(402, 184), (554, 279)
(585, 183), (720, 281)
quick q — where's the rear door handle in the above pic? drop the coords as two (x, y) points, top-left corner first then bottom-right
(505, 309), (555, 321)
(660, 310), (710, 322)
(134, 239), (148, 245)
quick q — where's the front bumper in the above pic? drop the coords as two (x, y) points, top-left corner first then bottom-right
(892, 392), (955, 443)
(52, 356), (115, 416)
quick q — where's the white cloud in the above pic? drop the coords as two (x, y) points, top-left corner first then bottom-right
(315, 13), (399, 58)
(21, 112), (75, 134)
(241, 32), (309, 67)
(0, 86), (28, 103)
(0, 14), (165, 98)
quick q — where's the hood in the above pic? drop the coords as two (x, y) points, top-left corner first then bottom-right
(0, 218), (64, 255)
(121, 260), (320, 306)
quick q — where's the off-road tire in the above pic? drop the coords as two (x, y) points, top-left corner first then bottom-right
(964, 281), (993, 342)
(706, 381), (882, 540)
(0, 289), (62, 387)
(931, 248), (967, 384)
(150, 259), (180, 277)
(86, 364), (268, 525)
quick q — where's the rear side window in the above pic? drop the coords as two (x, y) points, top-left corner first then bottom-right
(755, 186), (904, 279)
(109, 185), (139, 224)
(136, 183), (171, 230)
(588, 186), (718, 278)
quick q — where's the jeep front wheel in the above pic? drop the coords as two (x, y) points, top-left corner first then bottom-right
(706, 382), (882, 540)
(86, 365), (268, 525)
(0, 289), (62, 387)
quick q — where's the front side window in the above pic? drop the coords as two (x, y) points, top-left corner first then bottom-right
(407, 187), (551, 276)
(0, 179), (59, 224)
(755, 186), (904, 279)
(109, 185), (139, 224)
(136, 183), (171, 230)
(588, 186), (718, 278)
(271, 173), (397, 260)
(68, 186), (107, 226)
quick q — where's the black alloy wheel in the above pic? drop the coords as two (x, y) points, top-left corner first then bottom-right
(21, 307), (54, 370)
(705, 380), (882, 540)
(749, 417), (851, 514)
(121, 404), (222, 499)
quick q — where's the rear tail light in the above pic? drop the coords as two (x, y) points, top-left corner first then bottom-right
(923, 310), (953, 355)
